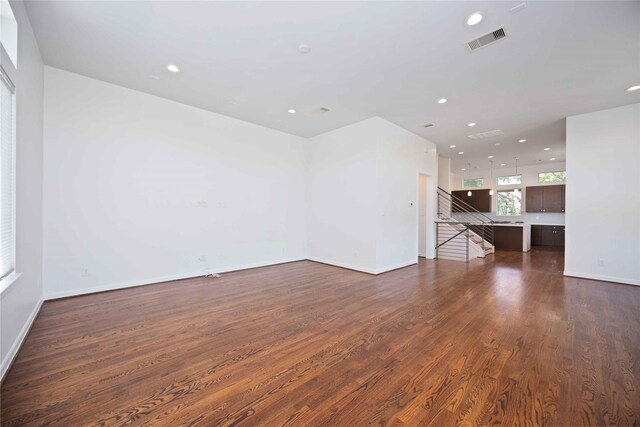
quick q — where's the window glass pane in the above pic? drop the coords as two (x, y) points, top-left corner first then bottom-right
(497, 190), (522, 216)
(538, 171), (566, 183)
(497, 175), (522, 185)
(463, 178), (483, 188)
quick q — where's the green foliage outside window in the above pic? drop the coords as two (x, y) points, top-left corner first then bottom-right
(497, 190), (521, 216)
(538, 171), (566, 183)
(464, 178), (483, 188)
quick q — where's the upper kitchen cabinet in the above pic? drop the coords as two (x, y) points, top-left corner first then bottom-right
(452, 189), (492, 212)
(525, 184), (565, 213)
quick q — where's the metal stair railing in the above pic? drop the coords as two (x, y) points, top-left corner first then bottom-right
(436, 187), (495, 256)
(435, 221), (471, 262)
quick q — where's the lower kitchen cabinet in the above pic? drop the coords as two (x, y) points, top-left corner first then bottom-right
(531, 225), (565, 247)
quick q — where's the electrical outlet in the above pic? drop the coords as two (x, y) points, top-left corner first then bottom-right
(80, 268), (89, 277)
(598, 258), (605, 266)
(197, 255), (207, 262)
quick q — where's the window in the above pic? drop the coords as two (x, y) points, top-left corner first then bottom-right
(497, 190), (522, 216)
(464, 178), (483, 188)
(497, 174), (522, 186)
(0, 65), (16, 289)
(538, 171), (566, 183)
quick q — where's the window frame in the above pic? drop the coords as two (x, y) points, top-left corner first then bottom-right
(497, 174), (522, 186)
(0, 63), (18, 294)
(538, 171), (566, 183)
(463, 177), (484, 188)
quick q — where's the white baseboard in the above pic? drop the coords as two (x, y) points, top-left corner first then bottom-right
(1, 298), (43, 381)
(563, 271), (640, 286)
(375, 260), (417, 275)
(307, 257), (377, 275)
(44, 257), (306, 300)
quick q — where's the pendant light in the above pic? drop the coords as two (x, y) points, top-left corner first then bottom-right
(489, 160), (494, 196)
(466, 163), (472, 196)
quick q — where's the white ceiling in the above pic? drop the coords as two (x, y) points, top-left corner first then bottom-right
(25, 1), (640, 169)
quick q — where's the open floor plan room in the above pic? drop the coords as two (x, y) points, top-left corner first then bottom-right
(1, 1), (639, 426)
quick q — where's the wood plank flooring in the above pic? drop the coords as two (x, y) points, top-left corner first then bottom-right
(2, 248), (639, 426)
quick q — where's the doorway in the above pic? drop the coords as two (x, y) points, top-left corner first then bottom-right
(418, 174), (427, 257)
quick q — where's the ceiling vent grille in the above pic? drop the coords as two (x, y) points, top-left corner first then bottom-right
(466, 28), (507, 52)
(468, 129), (504, 140)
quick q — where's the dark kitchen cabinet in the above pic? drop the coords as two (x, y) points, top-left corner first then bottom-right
(526, 186), (544, 212)
(525, 184), (565, 213)
(451, 189), (491, 212)
(493, 226), (523, 251)
(531, 225), (565, 247)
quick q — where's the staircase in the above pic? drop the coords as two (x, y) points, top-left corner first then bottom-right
(436, 187), (495, 262)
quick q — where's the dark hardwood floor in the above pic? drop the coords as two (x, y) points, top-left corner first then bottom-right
(2, 248), (639, 426)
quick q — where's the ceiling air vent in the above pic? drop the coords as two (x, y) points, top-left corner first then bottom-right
(468, 129), (504, 140)
(466, 27), (507, 52)
(423, 123), (434, 128)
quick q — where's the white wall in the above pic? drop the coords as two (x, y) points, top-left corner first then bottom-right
(565, 103), (640, 286)
(42, 67), (308, 299)
(452, 162), (567, 225)
(306, 118), (379, 273)
(1, 0), (44, 379)
(437, 155), (451, 192)
(375, 119), (438, 270)
(307, 117), (437, 274)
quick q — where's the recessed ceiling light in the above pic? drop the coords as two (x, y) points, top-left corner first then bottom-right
(450, 145), (456, 148)
(494, 143), (501, 146)
(288, 109), (296, 114)
(461, 168), (466, 171)
(550, 157), (556, 160)
(298, 44), (311, 54)
(626, 85), (640, 92)
(438, 98), (447, 104)
(468, 122), (476, 127)
(488, 155), (494, 158)
(466, 12), (483, 26)
(167, 64), (180, 73)
(500, 163), (506, 166)
(544, 147), (551, 151)
(458, 151), (464, 155)
(519, 139), (527, 143)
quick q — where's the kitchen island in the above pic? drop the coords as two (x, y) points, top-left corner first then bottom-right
(492, 223), (531, 252)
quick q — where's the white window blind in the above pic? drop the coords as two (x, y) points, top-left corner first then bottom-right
(0, 66), (15, 280)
